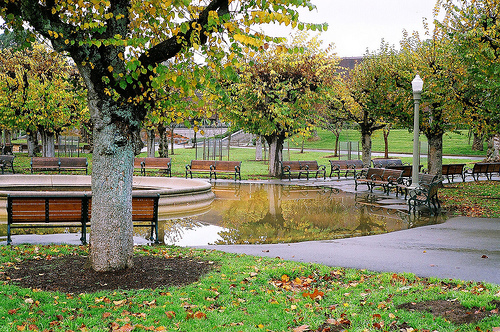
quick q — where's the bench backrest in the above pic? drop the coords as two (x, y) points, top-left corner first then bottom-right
(380, 169), (403, 181)
(442, 164), (465, 174)
(31, 157), (60, 167)
(472, 163), (489, 173)
(215, 161), (241, 171)
(143, 157), (171, 168)
(372, 159), (403, 168)
(59, 157), (87, 168)
(300, 160), (319, 171)
(0, 155), (14, 165)
(190, 160), (215, 170)
(8, 195), (88, 224)
(364, 167), (384, 179)
(281, 161), (301, 171)
(329, 160), (350, 169)
(387, 165), (413, 177)
(134, 158), (144, 168)
(488, 163), (500, 173)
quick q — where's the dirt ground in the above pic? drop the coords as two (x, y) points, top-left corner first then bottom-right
(3, 256), (499, 331)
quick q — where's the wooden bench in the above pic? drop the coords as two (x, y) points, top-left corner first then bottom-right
(465, 162), (500, 181)
(280, 161), (302, 180)
(298, 160), (326, 180)
(396, 173), (439, 199)
(58, 157), (88, 174)
(0, 155), (15, 174)
(408, 177), (443, 215)
(354, 168), (385, 191)
(31, 157), (88, 174)
(211, 161), (242, 181)
(280, 161), (326, 180)
(372, 158), (407, 168)
(442, 164), (466, 182)
(329, 159), (366, 179)
(7, 194), (160, 245)
(134, 157), (144, 174)
(141, 157), (172, 177)
(369, 168), (403, 195)
(185, 160), (216, 179)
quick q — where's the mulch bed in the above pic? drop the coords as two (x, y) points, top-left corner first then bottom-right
(2, 255), (213, 293)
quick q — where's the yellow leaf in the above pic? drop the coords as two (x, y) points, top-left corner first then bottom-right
(108, 66), (113, 72)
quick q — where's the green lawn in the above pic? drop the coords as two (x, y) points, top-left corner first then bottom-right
(1, 245), (499, 332)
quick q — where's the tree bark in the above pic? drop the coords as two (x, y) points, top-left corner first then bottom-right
(487, 134), (500, 161)
(88, 95), (136, 272)
(40, 130), (56, 157)
(27, 130), (39, 157)
(170, 125), (176, 155)
(383, 124), (391, 159)
(472, 132), (484, 151)
(426, 133), (443, 177)
(265, 134), (285, 177)
(255, 135), (263, 161)
(147, 129), (155, 158)
(361, 131), (372, 167)
(158, 125), (168, 158)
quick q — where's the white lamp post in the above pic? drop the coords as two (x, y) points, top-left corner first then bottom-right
(411, 74), (424, 188)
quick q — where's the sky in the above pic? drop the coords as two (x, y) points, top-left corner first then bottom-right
(263, 0), (441, 57)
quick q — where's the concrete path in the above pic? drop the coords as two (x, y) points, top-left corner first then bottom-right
(196, 216), (500, 285)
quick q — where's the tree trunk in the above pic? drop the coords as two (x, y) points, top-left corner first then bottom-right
(89, 98), (136, 272)
(426, 133), (443, 177)
(487, 134), (500, 161)
(300, 139), (305, 153)
(334, 134), (340, 157)
(383, 125), (391, 159)
(472, 132), (484, 151)
(158, 125), (168, 158)
(361, 131), (372, 167)
(40, 130), (56, 157)
(27, 130), (39, 157)
(147, 129), (155, 158)
(170, 125), (175, 155)
(266, 134), (285, 177)
(255, 135), (263, 161)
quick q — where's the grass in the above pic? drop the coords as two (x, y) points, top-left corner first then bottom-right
(440, 181), (500, 218)
(1, 245), (499, 332)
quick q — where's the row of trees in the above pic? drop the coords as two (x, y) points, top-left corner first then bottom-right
(1, 0), (499, 272)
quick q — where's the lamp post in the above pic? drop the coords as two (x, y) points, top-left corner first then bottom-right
(411, 74), (424, 188)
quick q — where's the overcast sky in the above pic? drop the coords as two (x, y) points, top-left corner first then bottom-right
(263, 0), (440, 57)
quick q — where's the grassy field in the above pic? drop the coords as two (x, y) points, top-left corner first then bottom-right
(1, 245), (499, 332)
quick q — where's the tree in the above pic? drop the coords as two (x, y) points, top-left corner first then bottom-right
(0, 0), (326, 271)
(438, 0), (500, 160)
(328, 44), (412, 166)
(0, 44), (86, 157)
(219, 34), (338, 176)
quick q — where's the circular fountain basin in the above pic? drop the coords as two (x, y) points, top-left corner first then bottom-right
(0, 175), (215, 219)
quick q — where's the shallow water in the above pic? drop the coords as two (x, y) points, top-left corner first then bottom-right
(159, 183), (446, 246)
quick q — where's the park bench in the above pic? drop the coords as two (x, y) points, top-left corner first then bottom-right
(395, 173), (439, 199)
(354, 167), (385, 191)
(407, 177), (443, 215)
(329, 159), (366, 179)
(31, 157), (88, 174)
(134, 157), (144, 174)
(372, 158), (407, 168)
(280, 161), (302, 180)
(185, 160), (216, 179)
(7, 193), (160, 245)
(0, 154), (15, 174)
(368, 168), (403, 195)
(211, 160), (242, 181)
(141, 157), (172, 176)
(441, 163), (466, 182)
(298, 160), (326, 180)
(58, 157), (88, 174)
(465, 162), (500, 181)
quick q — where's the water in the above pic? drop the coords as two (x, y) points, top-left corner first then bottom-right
(160, 183), (446, 246)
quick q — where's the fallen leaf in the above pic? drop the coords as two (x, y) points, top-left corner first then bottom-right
(292, 325), (310, 332)
(194, 311), (207, 319)
(102, 312), (112, 319)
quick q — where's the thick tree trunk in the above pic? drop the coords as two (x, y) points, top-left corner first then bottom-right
(361, 131), (372, 167)
(266, 134), (285, 177)
(40, 130), (56, 157)
(255, 135), (263, 161)
(472, 132), (484, 151)
(27, 130), (39, 157)
(426, 133), (443, 177)
(147, 129), (155, 158)
(487, 134), (500, 161)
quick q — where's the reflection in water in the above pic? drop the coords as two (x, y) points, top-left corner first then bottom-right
(160, 183), (446, 246)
